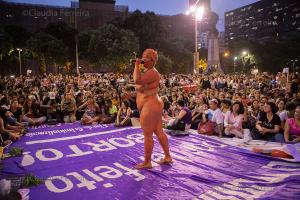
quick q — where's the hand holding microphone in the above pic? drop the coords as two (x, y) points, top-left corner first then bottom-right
(130, 58), (145, 65)
(130, 52), (145, 66)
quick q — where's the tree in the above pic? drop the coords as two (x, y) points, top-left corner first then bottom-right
(44, 22), (76, 62)
(82, 24), (139, 72)
(228, 36), (300, 73)
(198, 59), (207, 72)
(26, 32), (67, 73)
(0, 31), (14, 61)
(156, 53), (173, 74)
(159, 38), (193, 74)
(110, 10), (194, 74)
(3, 25), (31, 48)
(121, 10), (166, 52)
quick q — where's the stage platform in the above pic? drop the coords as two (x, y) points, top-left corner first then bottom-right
(1, 122), (300, 200)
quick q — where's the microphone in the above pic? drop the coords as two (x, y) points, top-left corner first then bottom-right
(130, 59), (145, 64)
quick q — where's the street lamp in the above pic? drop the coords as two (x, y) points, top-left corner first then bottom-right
(186, 0), (204, 74)
(292, 59), (298, 74)
(241, 51), (249, 73)
(16, 48), (22, 75)
(224, 52), (230, 57)
(234, 56), (238, 74)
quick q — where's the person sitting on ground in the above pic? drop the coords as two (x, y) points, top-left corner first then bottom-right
(8, 100), (27, 129)
(278, 101), (298, 130)
(100, 99), (118, 124)
(208, 99), (224, 137)
(224, 101), (245, 138)
(0, 109), (20, 142)
(220, 99), (232, 116)
(22, 96), (47, 126)
(44, 92), (61, 123)
(191, 99), (208, 130)
(78, 96), (100, 125)
(9, 100), (23, 122)
(279, 106), (300, 143)
(167, 99), (192, 131)
(115, 100), (132, 127)
(75, 92), (85, 120)
(251, 102), (281, 142)
(61, 92), (77, 123)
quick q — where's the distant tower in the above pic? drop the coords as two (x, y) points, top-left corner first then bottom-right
(189, 0), (222, 73)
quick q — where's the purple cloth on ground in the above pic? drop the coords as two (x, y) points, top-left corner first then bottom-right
(1, 122), (300, 200)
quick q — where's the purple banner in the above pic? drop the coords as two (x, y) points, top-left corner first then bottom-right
(2, 122), (300, 200)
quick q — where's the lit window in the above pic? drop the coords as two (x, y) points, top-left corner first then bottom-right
(230, 37), (234, 40)
(257, 8), (264, 12)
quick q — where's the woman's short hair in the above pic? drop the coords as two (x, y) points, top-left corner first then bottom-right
(266, 101), (278, 114)
(177, 99), (185, 107)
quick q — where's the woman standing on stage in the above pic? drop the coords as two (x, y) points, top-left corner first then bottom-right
(133, 49), (172, 169)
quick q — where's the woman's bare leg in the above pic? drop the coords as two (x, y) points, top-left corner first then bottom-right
(135, 108), (155, 169)
(154, 119), (172, 164)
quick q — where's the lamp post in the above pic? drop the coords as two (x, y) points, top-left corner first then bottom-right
(186, 1), (204, 74)
(241, 51), (248, 73)
(74, 4), (79, 75)
(234, 56), (238, 74)
(16, 48), (22, 75)
(292, 59), (298, 74)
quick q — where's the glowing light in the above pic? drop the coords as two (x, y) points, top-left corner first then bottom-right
(190, 5), (196, 12)
(196, 7), (204, 20)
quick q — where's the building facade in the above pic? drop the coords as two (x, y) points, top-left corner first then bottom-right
(225, 0), (300, 42)
(0, 0), (128, 32)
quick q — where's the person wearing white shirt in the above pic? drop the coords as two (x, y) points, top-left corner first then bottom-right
(208, 99), (224, 137)
(224, 102), (244, 138)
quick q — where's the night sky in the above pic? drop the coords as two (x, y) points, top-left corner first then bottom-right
(7, 0), (259, 30)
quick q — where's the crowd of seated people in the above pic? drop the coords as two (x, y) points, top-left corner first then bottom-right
(0, 72), (299, 148)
